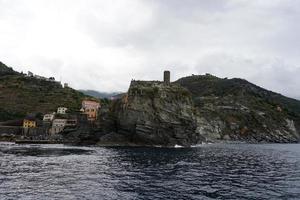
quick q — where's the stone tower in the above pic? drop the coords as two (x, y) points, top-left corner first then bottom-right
(164, 70), (170, 84)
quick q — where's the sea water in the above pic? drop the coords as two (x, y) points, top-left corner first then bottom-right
(0, 142), (300, 199)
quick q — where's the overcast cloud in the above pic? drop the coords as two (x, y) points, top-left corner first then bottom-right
(0, 0), (299, 98)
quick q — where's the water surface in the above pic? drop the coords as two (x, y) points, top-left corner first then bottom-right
(1, 142), (300, 199)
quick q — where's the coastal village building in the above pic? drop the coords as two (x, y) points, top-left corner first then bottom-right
(25, 71), (59, 83)
(81, 100), (100, 121)
(43, 113), (55, 122)
(23, 117), (36, 128)
(49, 119), (67, 135)
(34, 75), (47, 80)
(57, 107), (68, 114)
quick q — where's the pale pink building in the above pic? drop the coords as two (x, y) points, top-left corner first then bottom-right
(81, 100), (101, 121)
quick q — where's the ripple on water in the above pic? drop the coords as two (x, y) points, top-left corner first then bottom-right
(0, 143), (300, 199)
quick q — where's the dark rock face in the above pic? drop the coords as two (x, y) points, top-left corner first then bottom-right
(95, 75), (300, 146)
(0, 126), (22, 141)
(98, 132), (132, 146)
(61, 127), (100, 145)
(59, 114), (102, 145)
(106, 81), (203, 147)
(176, 74), (300, 143)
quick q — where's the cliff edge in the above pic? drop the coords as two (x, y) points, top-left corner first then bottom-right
(176, 74), (300, 143)
(98, 81), (203, 146)
(98, 74), (300, 146)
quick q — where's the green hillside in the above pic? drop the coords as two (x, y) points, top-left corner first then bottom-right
(0, 61), (18, 76)
(79, 90), (121, 99)
(0, 62), (94, 121)
(176, 74), (300, 117)
(176, 74), (300, 139)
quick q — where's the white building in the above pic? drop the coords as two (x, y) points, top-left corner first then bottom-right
(57, 107), (68, 114)
(43, 113), (55, 122)
(49, 119), (67, 135)
(34, 75), (47, 80)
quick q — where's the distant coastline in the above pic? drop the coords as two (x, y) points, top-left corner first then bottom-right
(0, 62), (300, 146)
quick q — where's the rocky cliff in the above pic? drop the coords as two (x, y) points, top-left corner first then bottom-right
(98, 81), (202, 146)
(98, 74), (300, 146)
(176, 74), (300, 143)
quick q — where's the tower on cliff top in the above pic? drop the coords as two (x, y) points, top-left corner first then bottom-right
(164, 70), (170, 84)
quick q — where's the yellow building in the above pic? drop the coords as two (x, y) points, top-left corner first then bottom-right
(23, 119), (36, 128)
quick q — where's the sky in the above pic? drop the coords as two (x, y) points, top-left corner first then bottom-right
(0, 0), (299, 99)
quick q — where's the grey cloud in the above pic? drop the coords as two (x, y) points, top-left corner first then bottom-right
(0, 0), (300, 98)
(194, 54), (300, 98)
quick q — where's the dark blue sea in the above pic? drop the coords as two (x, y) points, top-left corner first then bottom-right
(0, 142), (300, 200)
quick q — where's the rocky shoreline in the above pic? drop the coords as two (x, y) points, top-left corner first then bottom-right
(1, 73), (300, 147)
(58, 75), (300, 147)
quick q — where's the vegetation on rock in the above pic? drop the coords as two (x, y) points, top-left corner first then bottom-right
(99, 81), (201, 146)
(1, 60), (299, 145)
(0, 62), (95, 121)
(176, 74), (300, 143)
